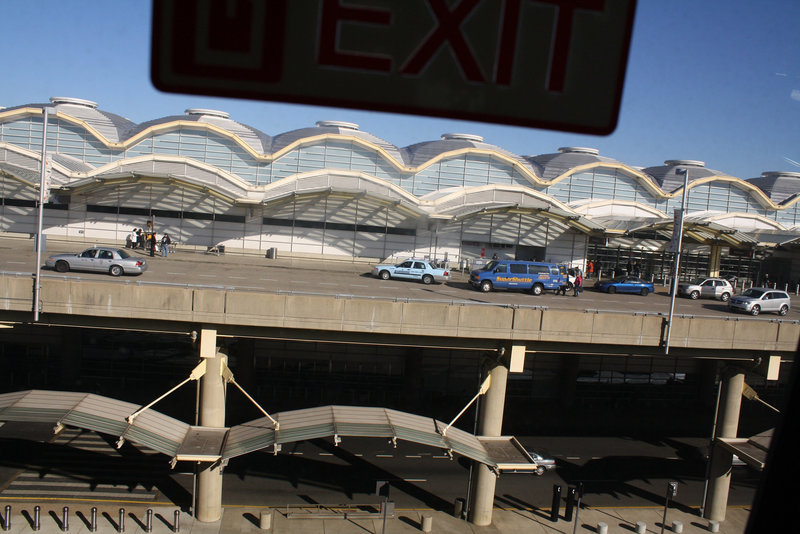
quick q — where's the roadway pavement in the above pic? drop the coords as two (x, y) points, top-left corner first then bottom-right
(2, 234), (794, 318)
(0, 500), (751, 533)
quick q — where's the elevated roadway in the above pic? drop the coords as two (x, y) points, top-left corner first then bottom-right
(0, 236), (796, 526)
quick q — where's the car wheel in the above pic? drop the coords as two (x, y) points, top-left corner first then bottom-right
(109, 265), (123, 277)
(531, 283), (544, 296)
(54, 260), (69, 273)
(640, 287), (649, 296)
(535, 466), (545, 476)
(779, 304), (789, 316)
(608, 286), (616, 294)
(689, 290), (699, 300)
(720, 292), (730, 302)
(379, 270), (391, 280)
(421, 274), (433, 285)
(750, 305), (760, 316)
(480, 280), (493, 293)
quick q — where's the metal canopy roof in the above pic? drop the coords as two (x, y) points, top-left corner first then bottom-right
(717, 429), (773, 471)
(0, 391), (537, 472)
(0, 390), (195, 460)
(222, 405), (497, 467)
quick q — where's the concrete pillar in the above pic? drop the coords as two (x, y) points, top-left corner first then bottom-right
(196, 329), (226, 523)
(708, 245), (722, 278)
(468, 352), (510, 526)
(704, 367), (744, 522)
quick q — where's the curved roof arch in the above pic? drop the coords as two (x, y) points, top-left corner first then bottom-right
(570, 198), (668, 219)
(271, 121), (405, 162)
(529, 146), (623, 181)
(261, 169), (427, 217)
(404, 133), (540, 175)
(540, 161), (666, 198)
(61, 155), (254, 202)
(701, 211), (786, 232)
(746, 172), (800, 205)
(425, 184), (603, 232)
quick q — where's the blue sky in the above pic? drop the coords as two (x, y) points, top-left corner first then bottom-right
(1, 0), (798, 179)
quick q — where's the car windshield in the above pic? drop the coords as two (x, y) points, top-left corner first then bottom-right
(481, 260), (499, 271)
(741, 288), (765, 298)
(117, 250), (130, 259)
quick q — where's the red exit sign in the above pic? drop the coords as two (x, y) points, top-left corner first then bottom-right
(152, 0), (636, 134)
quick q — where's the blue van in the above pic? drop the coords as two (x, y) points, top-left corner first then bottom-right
(469, 260), (566, 295)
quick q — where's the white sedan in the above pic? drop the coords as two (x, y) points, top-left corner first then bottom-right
(46, 247), (148, 276)
(372, 259), (450, 285)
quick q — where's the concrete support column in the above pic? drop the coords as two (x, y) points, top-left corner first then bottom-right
(468, 352), (510, 526)
(196, 329), (226, 523)
(708, 245), (722, 278)
(704, 367), (744, 522)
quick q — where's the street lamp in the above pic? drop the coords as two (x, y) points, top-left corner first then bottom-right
(33, 106), (51, 322)
(664, 166), (691, 355)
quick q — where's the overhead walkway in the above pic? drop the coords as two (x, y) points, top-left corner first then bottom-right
(0, 389), (537, 473)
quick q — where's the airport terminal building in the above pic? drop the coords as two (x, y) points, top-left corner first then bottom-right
(3, 96), (800, 284)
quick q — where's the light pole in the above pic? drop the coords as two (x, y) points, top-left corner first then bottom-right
(661, 481), (678, 534)
(33, 106), (50, 322)
(664, 167), (691, 355)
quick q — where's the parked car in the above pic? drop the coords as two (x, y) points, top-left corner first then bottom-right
(527, 449), (557, 476)
(728, 288), (790, 316)
(594, 276), (654, 296)
(678, 277), (734, 301)
(372, 259), (449, 284)
(45, 247), (148, 276)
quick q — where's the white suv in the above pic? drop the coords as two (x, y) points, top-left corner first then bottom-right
(678, 278), (734, 302)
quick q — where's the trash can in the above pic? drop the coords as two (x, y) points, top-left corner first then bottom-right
(266, 247), (278, 259)
(217, 245), (225, 255)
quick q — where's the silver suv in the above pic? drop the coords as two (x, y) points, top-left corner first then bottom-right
(729, 288), (791, 316)
(678, 277), (734, 302)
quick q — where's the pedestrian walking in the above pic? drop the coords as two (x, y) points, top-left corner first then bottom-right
(573, 272), (583, 297)
(161, 233), (171, 257)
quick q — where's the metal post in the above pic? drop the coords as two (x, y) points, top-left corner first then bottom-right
(550, 484), (562, 522)
(3, 505), (9, 531)
(34, 505), (40, 531)
(700, 373), (722, 516)
(119, 508), (125, 533)
(174, 509), (181, 532)
(661, 482), (678, 534)
(664, 167), (690, 354)
(91, 507), (97, 532)
(62, 506), (69, 531)
(146, 508), (153, 532)
(564, 486), (576, 522)
(33, 106), (49, 322)
(572, 482), (583, 534)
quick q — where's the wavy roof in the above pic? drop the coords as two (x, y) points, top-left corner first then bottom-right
(2, 97), (800, 209)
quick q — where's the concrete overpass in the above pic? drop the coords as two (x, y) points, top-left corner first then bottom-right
(0, 271), (797, 525)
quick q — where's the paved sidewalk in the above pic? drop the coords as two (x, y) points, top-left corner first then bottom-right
(0, 502), (750, 533)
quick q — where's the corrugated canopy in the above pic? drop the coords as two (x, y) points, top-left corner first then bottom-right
(718, 429), (773, 471)
(0, 390), (192, 459)
(0, 391), (537, 472)
(222, 405), (496, 467)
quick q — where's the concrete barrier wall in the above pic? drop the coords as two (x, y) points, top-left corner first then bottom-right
(1, 275), (798, 352)
(0, 273), (34, 312)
